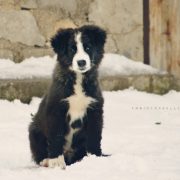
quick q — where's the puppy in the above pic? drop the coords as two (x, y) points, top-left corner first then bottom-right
(29, 25), (106, 169)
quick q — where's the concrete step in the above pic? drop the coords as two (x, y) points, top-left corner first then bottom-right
(0, 74), (179, 103)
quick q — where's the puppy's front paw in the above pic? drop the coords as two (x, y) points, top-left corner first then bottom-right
(48, 155), (66, 169)
(40, 158), (49, 167)
(40, 155), (66, 169)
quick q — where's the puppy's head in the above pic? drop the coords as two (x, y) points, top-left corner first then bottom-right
(51, 25), (106, 73)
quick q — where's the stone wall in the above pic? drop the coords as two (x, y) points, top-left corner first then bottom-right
(0, 74), (175, 103)
(0, 0), (143, 62)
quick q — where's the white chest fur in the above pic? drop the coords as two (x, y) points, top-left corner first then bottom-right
(63, 73), (96, 153)
(66, 73), (95, 121)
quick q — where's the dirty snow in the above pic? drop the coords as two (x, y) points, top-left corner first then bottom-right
(0, 53), (165, 79)
(0, 89), (180, 180)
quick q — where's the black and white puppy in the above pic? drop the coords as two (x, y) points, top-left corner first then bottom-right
(29, 25), (106, 169)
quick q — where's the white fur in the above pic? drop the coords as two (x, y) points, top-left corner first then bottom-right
(71, 33), (91, 73)
(63, 73), (96, 154)
(40, 155), (66, 169)
(63, 128), (78, 155)
(66, 73), (95, 121)
(40, 158), (49, 167)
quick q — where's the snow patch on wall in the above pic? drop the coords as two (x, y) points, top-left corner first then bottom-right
(0, 53), (166, 79)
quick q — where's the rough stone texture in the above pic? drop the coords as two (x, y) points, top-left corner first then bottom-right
(0, 38), (53, 62)
(174, 78), (180, 91)
(54, 19), (77, 32)
(0, 38), (26, 62)
(0, 75), (177, 103)
(32, 0), (89, 41)
(113, 28), (143, 60)
(0, 38), (30, 62)
(0, 49), (13, 60)
(151, 75), (174, 94)
(104, 34), (118, 53)
(0, 39), (19, 62)
(0, 10), (45, 46)
(33, 7), (77, 41)
(89, 0), (143, 61)
(21, 0), (38, 9)
(100, 76), (129, 91)
(21, 47), (54, 59)
(32, 9), (64, 40)
(72, 0), (92, 25)
(129, 75), (151, 92)
(0, 0), (144, 62)
(0, 0), (21, 10)
(37, 0), (77, 16)
(0, 78), (50, 103)
(0, 38), (12, 49)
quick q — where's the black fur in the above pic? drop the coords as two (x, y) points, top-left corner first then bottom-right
(29, 25), (106, 166)
(71, 120), (83, 129)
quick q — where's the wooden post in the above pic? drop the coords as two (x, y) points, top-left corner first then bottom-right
(149, 0), (180, 77)
(143, 0), (150, 65)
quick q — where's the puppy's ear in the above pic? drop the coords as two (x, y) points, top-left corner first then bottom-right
(51, 28), (74, 55)
(80, 25), (107, 47)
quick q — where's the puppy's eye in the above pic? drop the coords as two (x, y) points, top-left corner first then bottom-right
(70, 46), (76, 53)
(85, 46), (91, 52)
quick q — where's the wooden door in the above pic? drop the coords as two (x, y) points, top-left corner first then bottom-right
(149, 0), (180, 77)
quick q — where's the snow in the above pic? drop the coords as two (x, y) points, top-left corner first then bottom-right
(0, 89), (180, 180)
(0, 53), (165, 79)
(0, 56), (56, 79)
(100, 53), (165, 76)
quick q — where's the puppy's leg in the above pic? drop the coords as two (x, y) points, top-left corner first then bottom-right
(39, 133), (66, 169)
(40, 133), (66, 169)
(86, 106), (103, 156)
(29, 123), (48, 164)
(67, 147), (87, 165)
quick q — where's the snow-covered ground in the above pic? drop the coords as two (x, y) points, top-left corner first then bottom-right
(0, 53), (165, 79)
(0, 89), (180, 180)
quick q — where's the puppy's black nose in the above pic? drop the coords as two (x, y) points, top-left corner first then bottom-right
(77, 60), (86, 67)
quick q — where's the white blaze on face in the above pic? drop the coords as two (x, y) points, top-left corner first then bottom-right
(71, 33), (91, 73)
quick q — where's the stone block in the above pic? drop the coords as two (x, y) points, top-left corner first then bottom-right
(129, 75), (151, 92)
(54, 19), (77, 33)
(37, 0), (77, 15)
(151, 75), (174, 94)
(104, 34), (118, 53)
(89, 0), (143, 61)
(0, 74), (177, 103)
(32, 9), (64, 40)
(0, 78), (50, 103)
(113, 29), (143, 61)
(21, 47), (54, 59)
(0, 49), (13, 60)
(0, 0), (21, 10)
(21, 0), (38, 9)
(0, 10), (45, 46)
(100, 76), (129, 91)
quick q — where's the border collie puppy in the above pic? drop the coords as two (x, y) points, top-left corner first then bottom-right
(29, 25), (106, 169)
